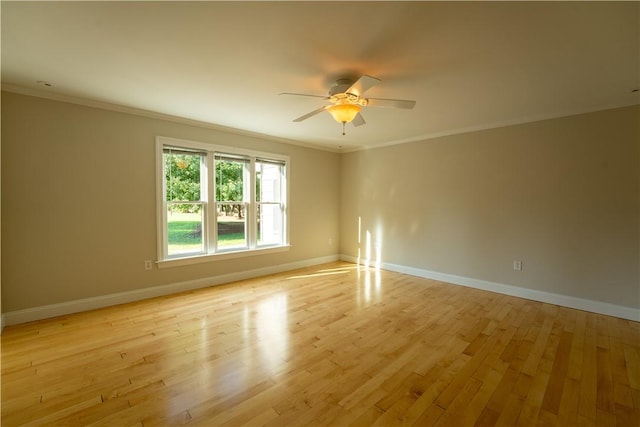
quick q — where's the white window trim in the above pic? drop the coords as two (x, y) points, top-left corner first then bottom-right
(155, 136), (290, 268)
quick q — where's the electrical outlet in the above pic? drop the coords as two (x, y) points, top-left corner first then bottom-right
(144, 260), (153, 271)
(513, 260), (522, 271)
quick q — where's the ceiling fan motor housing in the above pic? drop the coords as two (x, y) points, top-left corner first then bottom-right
(329, 79), (368, 106)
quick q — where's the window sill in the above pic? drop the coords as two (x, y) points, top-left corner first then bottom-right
(156, 245), (291, 269)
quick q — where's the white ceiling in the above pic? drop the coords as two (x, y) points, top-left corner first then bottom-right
(2, 1), (639, 152)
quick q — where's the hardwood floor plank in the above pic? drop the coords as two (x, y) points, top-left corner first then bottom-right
(374, 372), (423, 412)
(596, 346), (616, 415)
(614, 402), (640, 427)
(624, 345), (640, 390)
(432, 377), (483, 427)
(515, 358), (552, 426)
(558, 377), (581, 426)
(578, 315), (599, 422)
(338, 342), (423, 410)
(410, 404), (444, 427)
(568, 310), (587, 380)
(402, 354), (467, 424)
(541, 330), (572, 415)
(521, 318), (554, 377)
(2, 261), (638, 426)
(494, 393), (526, 427)
(458, 366), (503, 426)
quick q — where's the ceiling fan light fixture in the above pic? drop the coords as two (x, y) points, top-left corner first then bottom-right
(327, 103), (361, 124)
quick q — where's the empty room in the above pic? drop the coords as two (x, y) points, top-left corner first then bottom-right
(1, 1), (639, 426)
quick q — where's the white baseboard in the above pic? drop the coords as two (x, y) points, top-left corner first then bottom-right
(340, 254), (639, 322)
(2, 255), (339, 327)
(5, 254), (637, 326)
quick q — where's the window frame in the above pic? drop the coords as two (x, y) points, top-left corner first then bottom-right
(156, 136), (290, 269)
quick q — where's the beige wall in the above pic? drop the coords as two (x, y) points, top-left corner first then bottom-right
(1, 91), (340, 312)
(341, 106), (640, 309)
(2, 91), (638, 315)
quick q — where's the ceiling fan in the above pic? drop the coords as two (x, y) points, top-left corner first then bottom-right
(280, 75), (416, 135)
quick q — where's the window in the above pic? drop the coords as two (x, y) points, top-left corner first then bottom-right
(156, 137), (288, 267)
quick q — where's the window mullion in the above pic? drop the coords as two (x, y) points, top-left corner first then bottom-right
(248, 158), (256, 248)
(208, 152), (216, 253)
(158, 143), (169, 261)
(282, 163), (288, 245)
(161, 201), (168, 260)
(243, 157), (255, 249)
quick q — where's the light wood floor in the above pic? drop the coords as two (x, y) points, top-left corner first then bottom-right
(2, 262), (639, 426)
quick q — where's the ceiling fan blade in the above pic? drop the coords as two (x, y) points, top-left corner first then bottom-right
(352, 112), (366, 127)
(366, 98), (416, 109)
(347, 75), (380, 97)
(279, 92), (329, 100)
(293, 106), (329, 122)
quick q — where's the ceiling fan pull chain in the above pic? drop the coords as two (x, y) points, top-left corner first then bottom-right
(342, 122), (346, 136)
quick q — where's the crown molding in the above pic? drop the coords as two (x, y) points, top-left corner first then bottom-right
(341, 100), (640, 153)
(1, 83), (341, 153)
(4, 83), (637, 155)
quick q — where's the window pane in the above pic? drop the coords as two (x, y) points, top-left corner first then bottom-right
(257, 161), (283, 203)
(215, 157), (246, 202)
(164, 152), (202, 201)
(258, 203), (283, 246)
(167, 204), (204, 256)
(217, 202), (247, 249)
